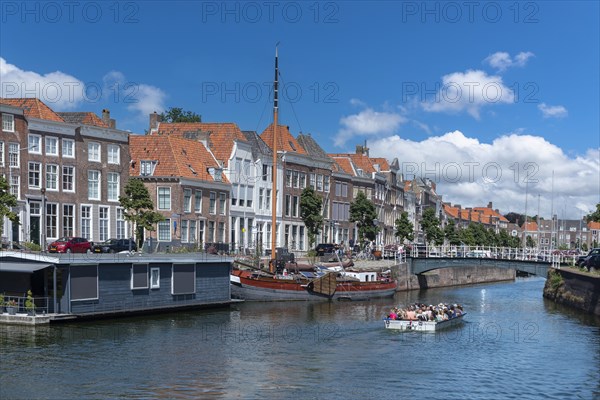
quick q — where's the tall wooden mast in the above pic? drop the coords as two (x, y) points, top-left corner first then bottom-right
(270, 45), (279, 273)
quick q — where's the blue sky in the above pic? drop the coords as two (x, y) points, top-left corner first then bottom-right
(1, 1), (599, 218)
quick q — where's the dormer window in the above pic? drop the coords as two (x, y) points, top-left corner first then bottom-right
(140, 160), (157, 176)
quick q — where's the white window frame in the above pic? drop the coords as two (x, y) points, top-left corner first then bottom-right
(28, 134), (41, 154)
(209, 191), (216, 214)
(107, 144), (120, 164)
(28, 162), (41, 189)
(9, 174), (19, 199)
(150, 267), (160, 289)
(181, 220), (189, 243)
(2, 113), (15, 132)
(107, 172), (120, 202)
(194, 190), (202, 213)
(62, 204), (75, 237)
(158, 219), (171, 241)
(80, 205), (92, 240)
(45, 202), (58, 240)
(116, 207), (126, 239)
(131, 264), (149, 290)
(88, 142), (100, 162)
(45, 136), (58, 156)
(0, 141), (3, 166)
(9, 143), (19, 167)
(62, 139), (75, 158)
(157, 187), (171, 210)
(183, 189), (192, 213)
(62, 166), (75, 192)
(88, 170), (101, 200)
(99, 206), (109, 241)
(46, 164), (59, 191)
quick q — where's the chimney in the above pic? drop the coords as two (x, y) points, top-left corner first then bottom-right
(149, 111), (162, 134)
(356, 145), (363, 155)
(487, 201), (493, 209)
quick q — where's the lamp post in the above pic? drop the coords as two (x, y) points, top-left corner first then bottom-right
(40, 187), (46, 252)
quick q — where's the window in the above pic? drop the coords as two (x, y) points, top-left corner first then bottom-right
(45, 137), (58, 156)
(88, 142), (100, 162)
(195, 190), (202, 213)
(190, 220), (197, 243)
(259, 188), (264, 210)
(28, 162), (41, 188)
(88, 170), (100, 200)
(131, 264), (149, 290)
(209, 192), (216, 214)
(300, 172), (306, 188)
(266, 189), (271, 211)
(62, 166), (75, 192)
(286, 170), (292, 187)
(181, 220), (189, 242)
(292, 196), (299, 217)
(219, 192), (226, 215)
(158, 187), (171, 210)
(310, 173), (316, 189)
(218, 222), (225, 242)
(116, 208), (126, 239)
(158, 219), (171, 241)
(107, 145), (120, 164)
(292, 170), (299, 188)
(262, 164), (271, 181)
(140, 160), (157, 176)
(198, 220), (204, 244)
(324, 176), (330, 193)
(150, 267), (160, 289)
(28, 134), (41, 154)
(208, 221), (215, 242)
(231, 184), (238, 206)
(70, 265), (98, 301)
(62, 139), (74, 158)
(46, 203), (57, 239)
(81, 205), (92, 239)
(285, 195), (291, 217)
(99, 207), (109, 241)
(171, 264), (195, 295)
(9, 175), (19, 198)
(266, 223), (272, 249)
(63, 205), (74, 237)
(317, 174), (323, 191)
(0, 141), (3, 166)
(107, 173), (119, 201)
(183, 189), (192, 213)
(46, 164), (58, 190)
(2, 114), (14, 132)
(246, 187), (253, 208)
(9, 143), (19, 167)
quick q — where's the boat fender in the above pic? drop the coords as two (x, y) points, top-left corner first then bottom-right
(385, 318), (390, 327)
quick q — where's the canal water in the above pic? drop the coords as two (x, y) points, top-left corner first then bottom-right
(1, 277), (599, 400)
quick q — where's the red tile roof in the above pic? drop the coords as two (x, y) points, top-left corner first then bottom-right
(329, 153), (376, 176)
(521, 221), (538, 231)
(157, 122), (247, 163)
(57, 112), (108, 127)
(260, 123), (306, 155)
(330, 156), (354, 175)
(588, 221), (600, 230)
(0, 98), (64, 122)
(443, 204), (509, 225)
(129, 135), (227, 183)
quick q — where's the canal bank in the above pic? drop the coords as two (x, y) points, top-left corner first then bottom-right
(543, 268), (600, 315)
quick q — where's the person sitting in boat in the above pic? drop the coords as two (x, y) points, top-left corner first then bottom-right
(388, 309), (398, 320)
(405, 306), (417, 321)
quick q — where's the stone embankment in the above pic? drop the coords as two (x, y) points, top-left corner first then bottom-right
(543, 268), (600, 315)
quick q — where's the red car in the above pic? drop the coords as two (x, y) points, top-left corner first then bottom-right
(47, 237), (92, 253)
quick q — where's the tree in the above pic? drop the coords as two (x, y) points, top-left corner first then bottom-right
(160, 107), (201, 123)
(0, 176), (19, 233)
(349, 191), (379, 248)
(526, 235), (536, 248)
(119, 179), (164, 248)
(444, 219), (461, 245)
(586, 203), (600, 222)
(420, 208), (444, 246)
(394, 211), (414, 243)
(299, 187), (323, 249)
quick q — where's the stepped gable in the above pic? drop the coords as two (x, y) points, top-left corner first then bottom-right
(0, 98), (64, 122)
(260, 123), (306, 154)
(129, 135), (227, 183)
(57, 112), (108, 127)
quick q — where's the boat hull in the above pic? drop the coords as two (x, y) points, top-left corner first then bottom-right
(384, 313), (466, 332)
(231, 270), (396, 301)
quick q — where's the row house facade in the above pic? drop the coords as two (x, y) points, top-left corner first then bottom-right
(129, 134), (230, 252)
(0, 99), (130, 247)
(443, 202), (509, 233)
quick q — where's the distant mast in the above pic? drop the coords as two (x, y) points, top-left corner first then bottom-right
(270, 45), (279, 273)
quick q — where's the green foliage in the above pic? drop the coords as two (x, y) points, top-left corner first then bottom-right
(349, 191), (379, 247)
(119, 179), (165, 248)
(526, 235), (536, 248)
(549, 270), (563, 291)
(0, 176), (19, 232)
(299, 187), (323, 249)
(0, 293), (4, 307)
(420, 208), (444, 245)
(444, 219), (461, 245)
(25, 290), (35, 311)
(23, 242), (41, 251)
(159, 107), (201, 123)
(394, 211), (414, 243)
(586, 204), (600, 223)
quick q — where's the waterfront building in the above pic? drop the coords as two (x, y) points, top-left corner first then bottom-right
(0, 99), (130, 247)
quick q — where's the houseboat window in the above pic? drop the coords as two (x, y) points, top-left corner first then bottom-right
(150, 268), (160, 289)
(131, 264), (149, 290)
(70, 265), (99, 301)
(172, 264), (195, 295)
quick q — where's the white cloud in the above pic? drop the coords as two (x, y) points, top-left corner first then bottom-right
(484, 51), (534, 71)
(538, 103), (568, 118)
(368, 130), (599, 219)
(422, 69), (514, 119)
(0, 57), (86, 110)
(101, 71), (166, 118)
(335, 107), (406, 147)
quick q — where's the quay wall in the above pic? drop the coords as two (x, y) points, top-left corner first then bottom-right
(393, 263), (515, 291)
(543, 268), (600, 316)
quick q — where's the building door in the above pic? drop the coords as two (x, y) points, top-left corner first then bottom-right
(30, 216), (40, 245)
(11, 219), (19, 243)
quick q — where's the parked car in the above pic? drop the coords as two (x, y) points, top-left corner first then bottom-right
(93, 238), (137, 253)
(582, 254), (600, 271)
(577, 248), (600, 266)
(47, 237), (92, 253)
(315, 243), (336, 256)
